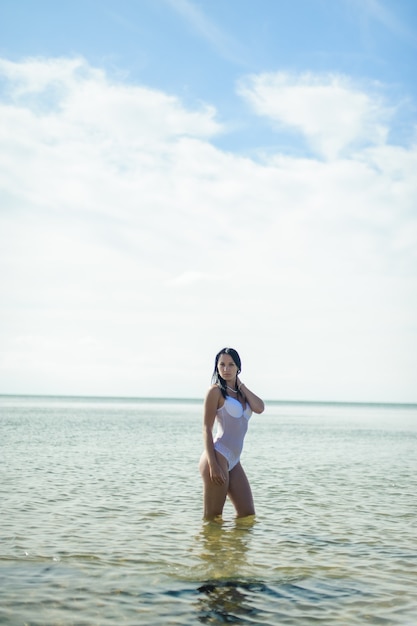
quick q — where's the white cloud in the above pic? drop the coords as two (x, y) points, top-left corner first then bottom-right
(170, 271), (225, 286)
(238, 72), (390, 160)
(164, 0), (250, 67)
(349, 0), (417, 48)
(0, 56), (89, 95)
(0, 57), (416, 402)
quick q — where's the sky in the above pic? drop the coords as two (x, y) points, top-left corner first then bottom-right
(0, 0), (416, 403)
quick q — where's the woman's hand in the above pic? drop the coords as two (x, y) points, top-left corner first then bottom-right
(209, 462), (226, 485)
(236, 378), (265, 414)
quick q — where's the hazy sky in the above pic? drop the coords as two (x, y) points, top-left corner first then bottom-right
(0, 0), (416, 402)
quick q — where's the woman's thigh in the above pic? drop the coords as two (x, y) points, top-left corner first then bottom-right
(228, 463), (255, 518)
(199, 452), (230, 519)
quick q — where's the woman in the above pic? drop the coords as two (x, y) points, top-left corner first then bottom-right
(199, 347), (265, 520)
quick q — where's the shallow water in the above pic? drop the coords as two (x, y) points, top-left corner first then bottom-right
(1, 395), (416, 624)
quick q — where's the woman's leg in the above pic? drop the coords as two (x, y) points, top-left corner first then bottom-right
(227, 462), (255, 518)
(199, 452), (229, 520)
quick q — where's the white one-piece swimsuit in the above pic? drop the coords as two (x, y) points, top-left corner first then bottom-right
(213, 396), (252, 471)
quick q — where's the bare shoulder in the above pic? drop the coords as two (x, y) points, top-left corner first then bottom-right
(204, 384), (222, 408)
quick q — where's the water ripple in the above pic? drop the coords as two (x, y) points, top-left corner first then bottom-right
(1, 397), (416, 625)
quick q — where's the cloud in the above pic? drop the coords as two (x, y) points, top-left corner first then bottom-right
(350, 0), (417, 47)
(0, 55), (221, 140)
(170, 271), (225, 287)
(0, 56), (416, 401)
(164, 0), (250, 67)
(238, 72), (393, 160)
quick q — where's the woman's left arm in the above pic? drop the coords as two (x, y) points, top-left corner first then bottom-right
(237, 378), (265, 414)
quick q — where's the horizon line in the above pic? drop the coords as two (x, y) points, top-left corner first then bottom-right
(0, 393), (416, 408)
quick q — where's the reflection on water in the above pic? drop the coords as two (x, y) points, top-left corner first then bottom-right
(194, 517), (261, 624)
(197, 580), (266, 625)
(197, 517), (255, 579)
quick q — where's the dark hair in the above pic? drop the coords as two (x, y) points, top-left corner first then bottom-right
(212, 347), (242, 399)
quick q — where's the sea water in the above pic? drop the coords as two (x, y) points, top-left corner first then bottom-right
(0, 395), (416, 625)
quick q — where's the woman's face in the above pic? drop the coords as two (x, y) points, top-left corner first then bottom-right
(217, 353), (238, 381)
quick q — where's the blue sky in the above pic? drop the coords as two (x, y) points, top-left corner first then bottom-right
(0, 0), (416, 402)
(1, 0), (416, 150)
